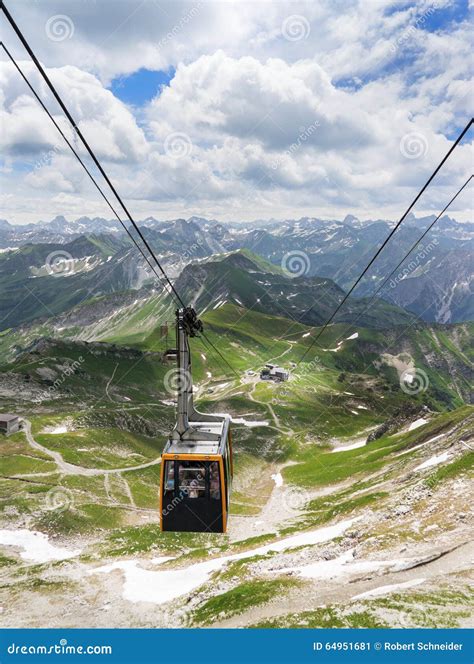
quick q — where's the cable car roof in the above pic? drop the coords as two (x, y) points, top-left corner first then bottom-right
(164, 418), (230, 456)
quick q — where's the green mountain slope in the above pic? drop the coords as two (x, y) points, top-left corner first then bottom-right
(175, 250), (416, 328)
(0, 296), (472, 630)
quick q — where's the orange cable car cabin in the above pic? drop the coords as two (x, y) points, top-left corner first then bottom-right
(160, 308), (233, 533)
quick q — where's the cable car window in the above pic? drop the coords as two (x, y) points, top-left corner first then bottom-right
(178, 461), (206, 498)
(209, 462), (220, 500)
(164, 461), (175, 494)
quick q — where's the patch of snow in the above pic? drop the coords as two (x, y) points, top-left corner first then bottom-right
(414, 451), (450, 472)
(231, 417), (269, 428)
(350, 410), (359, 415)
(352, 578), (426, 600)
(43, 425), (68, 434)
(325, 341), (343, 352)
(346, 332), (359, 340)
(396, 434), (445, 457)
(302, 332), (311, 338)
(357, 405), (369, 410)
(91, 518), (360, 605)
(271, 473), (284, 487)
(0, 529), (81, 563)
(200, 353), (207, 361)
(408, 418), (428, 431)
(281, 550), (427, 593)
(150, 556), (175, 565)
(212, 299), (227, 310)
(206, 371), (212, 379)
(331, 438), (366, 453)
(280, 549), (386, 581)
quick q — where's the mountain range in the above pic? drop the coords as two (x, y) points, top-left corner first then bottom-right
(0, 213), (472, 326)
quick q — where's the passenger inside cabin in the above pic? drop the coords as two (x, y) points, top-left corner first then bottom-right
(210, 462), (220, 499)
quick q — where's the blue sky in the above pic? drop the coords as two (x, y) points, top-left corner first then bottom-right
(111, 68), (175, 107)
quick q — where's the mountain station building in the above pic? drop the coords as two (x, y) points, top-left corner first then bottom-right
(260, 365), (289, 382)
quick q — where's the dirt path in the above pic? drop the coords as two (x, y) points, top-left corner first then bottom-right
(19, 419), (161, 478)
(105, 362), (119, 402)
(119, 474), (137, 508)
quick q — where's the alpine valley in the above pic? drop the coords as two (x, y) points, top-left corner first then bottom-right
(0, 214), (472, 629)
